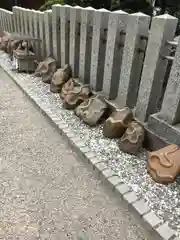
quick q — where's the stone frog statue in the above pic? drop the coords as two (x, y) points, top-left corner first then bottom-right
(119, 121), (144, 154)
(103, 107), (133, 138)
(147, 144), (180, 184)
(50, 64), (72, 93)
(60, 78), (91, 110)
(75, 94), (109, 126)
(34, 57), (56, 83)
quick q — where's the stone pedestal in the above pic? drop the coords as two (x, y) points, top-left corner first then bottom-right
(13, 49), (36, 73)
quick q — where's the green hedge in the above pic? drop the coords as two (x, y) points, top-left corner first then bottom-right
(39, 0), (64, 11)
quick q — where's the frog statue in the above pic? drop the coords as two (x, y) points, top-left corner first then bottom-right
(147, 144), (180, 184)
(60, 78), (91, 110)
(75, 94), (109, 126)
(34, 57), (56, 84)
(103, 107), (133, 138)
(118, 121), (144, 154)
(50, 64), (72, 93)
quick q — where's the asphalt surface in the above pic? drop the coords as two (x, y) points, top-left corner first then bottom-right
(0, 68), (152, 239)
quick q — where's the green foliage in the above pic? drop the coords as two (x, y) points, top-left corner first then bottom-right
(39, 0), (64, 11)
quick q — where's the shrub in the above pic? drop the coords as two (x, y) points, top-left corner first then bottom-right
(39, 0), (64, 11)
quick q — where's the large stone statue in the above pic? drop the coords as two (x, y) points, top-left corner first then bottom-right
(75, 94), (109, 126)
(147, 144), (180, 184)
(119, 121), (144, 154)
(103, 107), (133, 138)
(60, 78), (91, 110)
(34, 57), (56, 83)
(50, 64), (72, 93)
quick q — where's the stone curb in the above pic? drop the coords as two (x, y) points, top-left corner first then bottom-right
(0, 64), (178, 240)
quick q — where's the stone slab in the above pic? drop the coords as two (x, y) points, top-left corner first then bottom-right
(148, 113), (180, 146)
(123, 191), (138, 204)
(133, 199), (150, 216)
(143, 211), (162, 228)
(115, 183), (130, 195)
(156, 222), (176, 240)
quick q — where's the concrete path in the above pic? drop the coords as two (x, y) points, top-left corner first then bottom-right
(0, 68), (151, 239)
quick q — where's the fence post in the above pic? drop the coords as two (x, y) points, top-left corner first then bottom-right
(90, 8), (110, 91)
(23, 9), (29, 35)
(19, 7), (25, 34)
(12, 7), (18, 33)
(117, 13), (150, 109)
(9, 12), (14, 33)
(44, 10), (53, 57)
(69, 6), (82, 77)
(33, 11), (41, 60)
(79, 7), (95, 84)
(135, 14), (178, 122)
(158, 37), (180, 124)
(60, 5), (71, 66)
(102, 10), (128, 99)
(38, 11), (46, 60)
(52, 4), (61, 66)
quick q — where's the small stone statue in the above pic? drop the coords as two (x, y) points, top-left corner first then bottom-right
(147, 144), (180, 184)
(61, 78), (91, 110)
(7, 39), (22, 57)
(75, 94), (108, 126)
(0, 31), (11, 52)
(119, 121), (144, 154)
(50, 64), (72, 93)
(34, 57), (56, 83)
(103, 107), (133, 138)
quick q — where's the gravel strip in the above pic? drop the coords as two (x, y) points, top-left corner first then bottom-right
(0, 51), (180, 237)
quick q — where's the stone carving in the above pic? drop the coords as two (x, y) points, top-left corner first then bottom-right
(75, 94), (108, 126)
(147, 144), (180, 184)
(50, 64), (72, 93)
(0, 31), (11, 52)
(61, 78), (91, 110)
(7, 39), (22, 57)
(103, 107), (133, 138)
(119, 121), (144, 154)
(34, 57), (56, 83)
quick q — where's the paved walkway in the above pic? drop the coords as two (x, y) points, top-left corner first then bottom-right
(0, 68), (151, 239)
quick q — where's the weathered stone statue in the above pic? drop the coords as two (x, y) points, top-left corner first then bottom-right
(103, 107), (133, 138)
(0, 31), (11, 52)
(34, 57), (56, 83)
(75, 94), (108, 126)
(147, 144), (180, 184)
(50, 64), (72, 93)
(60, 78), (91, 110)
(7, 39), (22, 57)
(119, 121), (144, 154)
